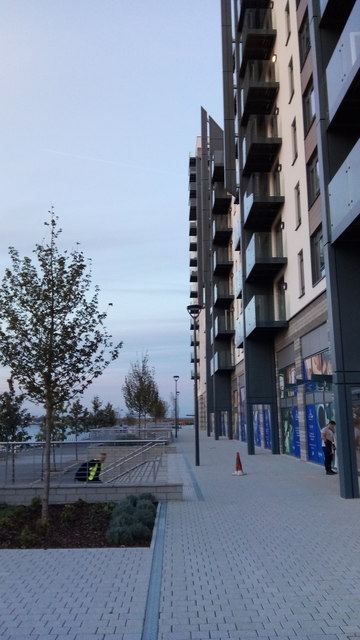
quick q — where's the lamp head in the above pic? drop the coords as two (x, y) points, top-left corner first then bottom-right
(187, 303), (202, 320)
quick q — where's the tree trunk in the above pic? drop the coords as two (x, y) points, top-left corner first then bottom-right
(41, 400), (53, 522)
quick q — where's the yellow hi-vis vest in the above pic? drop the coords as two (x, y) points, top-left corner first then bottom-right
(88, 462), (100, 481)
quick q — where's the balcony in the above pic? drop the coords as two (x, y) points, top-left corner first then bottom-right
(190, 284), (198, 299)
(191, 370), (200, 380)
(189, 156), (196, 170)
(235, 315), (244, 348)
(326, 2), (360, 128)
(189, 196), (196, 221)
(189, 183), (196, 199)
(244, 172), (284, 230)
(241, 60), (279, 125)
(242, 115), (281, 176)
(189, 221), (197, 236)
(239, 8), (276, 77)
(233, 211), (242, 250)
(237, 0), (271, 31)
(234, 266), (243, 298)
(214, 313), (235, 340)
(214, 282), (234, 308)
(328, 138), (360, 241)
(246, 232), (287, 283)
(212, 183), (232, 215)
(212, 150), (225, 183)
(212, 215), (232, 245)
(189, 237), (197, 252)
(189, 252), (197, 267)
(245, 294), (288, 337)
(189, 269), (198, 283)
(211, 351), (235, 373)
(213, 248), (233, 276)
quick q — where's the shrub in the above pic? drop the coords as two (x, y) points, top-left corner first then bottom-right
(127, 521), (151, 543)
(19, 525), (37, 547)
(105, 493), (157, 547)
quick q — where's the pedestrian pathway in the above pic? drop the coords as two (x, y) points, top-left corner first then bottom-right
(0, 428), (359, 640)
(159, 431), (360, 640)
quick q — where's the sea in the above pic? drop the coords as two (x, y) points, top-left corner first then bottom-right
(24, 424), (90, 443)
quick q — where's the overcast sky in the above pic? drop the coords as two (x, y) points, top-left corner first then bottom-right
(0, 0), (223, 417)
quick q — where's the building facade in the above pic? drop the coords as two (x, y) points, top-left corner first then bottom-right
(188, 0), (360, 497)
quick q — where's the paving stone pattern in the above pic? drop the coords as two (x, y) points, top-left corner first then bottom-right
(0, 428), (359, 640)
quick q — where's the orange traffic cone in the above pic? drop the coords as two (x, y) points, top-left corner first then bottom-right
(232, 451), (246, 476)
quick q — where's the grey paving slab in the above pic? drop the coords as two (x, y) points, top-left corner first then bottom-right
(1, 428), (360, 640)
(158, 429), (360, 640)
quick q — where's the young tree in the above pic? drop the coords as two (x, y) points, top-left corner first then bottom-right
(67, 399), (89, 460)
(0, 378), (31, 483)
(150, 397), (168, 424)
(87, 395), (103, 429)
(87, 396), (117, 430)
(100, 402), (117, 428)
(122, 354), (159, 428)
(0, 211), (122, 521)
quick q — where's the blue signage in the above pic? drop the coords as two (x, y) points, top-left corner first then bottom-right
(263, 406), (272, 450)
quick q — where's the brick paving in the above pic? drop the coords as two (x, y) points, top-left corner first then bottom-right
(0, 428), (359, 640)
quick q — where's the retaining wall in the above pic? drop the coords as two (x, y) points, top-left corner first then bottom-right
(0, 482), (183, 505)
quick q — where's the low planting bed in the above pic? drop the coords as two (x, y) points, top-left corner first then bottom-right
(0, 493), (157, 549)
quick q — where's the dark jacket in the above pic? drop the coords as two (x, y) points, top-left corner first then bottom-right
(75, 459), (103, 482)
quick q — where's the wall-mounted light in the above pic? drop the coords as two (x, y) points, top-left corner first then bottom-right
(277, 163), (282, 172)
(271, 53), (277, 63)
(280, 221), (285, 230)
(281, 282), (288, 291)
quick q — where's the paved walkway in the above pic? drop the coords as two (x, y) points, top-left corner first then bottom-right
(1, 428), (360, 640)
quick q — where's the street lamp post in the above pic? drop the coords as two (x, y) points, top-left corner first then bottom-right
(187, 303), (202, 466)
(173, 375), (179, 438)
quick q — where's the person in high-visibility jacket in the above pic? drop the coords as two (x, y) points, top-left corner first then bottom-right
(75, 452), (106, 482)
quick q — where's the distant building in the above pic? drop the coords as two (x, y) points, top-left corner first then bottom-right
(188, 0), (360, 497)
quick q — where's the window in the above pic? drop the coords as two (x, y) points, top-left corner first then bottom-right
(307, 152), (320, 206)
(299, 12), (311, 67)
(298, 249), (305, 296)
(311, 226), (325, 285)
(288, 57), (294, 102)
(291, 118), (298, 163)
(295, 182), (301, 228)
(303, 78), (316, 134)
(285, 2), (291, 45)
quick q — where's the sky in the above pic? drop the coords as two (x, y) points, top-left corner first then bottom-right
(0, 0), (224, 418)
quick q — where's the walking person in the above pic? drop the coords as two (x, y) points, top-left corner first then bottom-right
(321, 420), (337, 475)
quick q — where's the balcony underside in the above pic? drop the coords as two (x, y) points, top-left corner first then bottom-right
(213, 228), (232, 245)
(214, 294), (234, 309)
(241, 83), (279, 125)
(189, 198), (196, 221)
(246, 257), (287, 282)
(243, 139), (281, 175)
(246, 320), (288, 338)
(189, 239), (197, 252)
(244, 195), (284, 230)
(213, 261), (233, 276)
(240, 31), (277, 76)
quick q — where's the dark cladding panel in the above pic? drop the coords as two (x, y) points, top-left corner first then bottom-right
(221, 0), (237, 197)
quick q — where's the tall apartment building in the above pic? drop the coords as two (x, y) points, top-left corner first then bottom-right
(188, 0), (360, 498)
